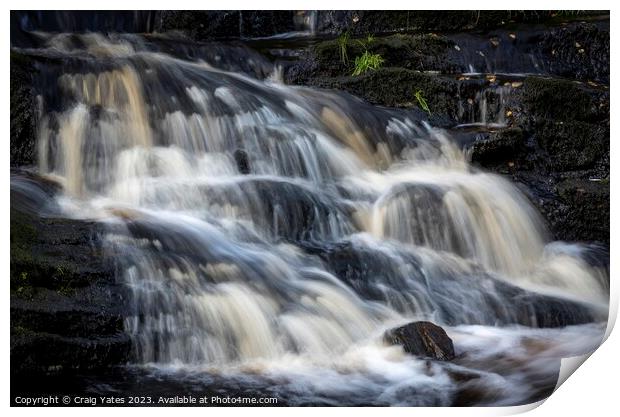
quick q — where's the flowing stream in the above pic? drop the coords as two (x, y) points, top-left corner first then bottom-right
(15, 31), (609, 406)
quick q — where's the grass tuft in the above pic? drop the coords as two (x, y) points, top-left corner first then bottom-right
(337, 31), (350, 64)
(352, 51), (385, 76)
(414, 90), (431, 115)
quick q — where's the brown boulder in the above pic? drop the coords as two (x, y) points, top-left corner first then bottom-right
(384, 321), (455, 361)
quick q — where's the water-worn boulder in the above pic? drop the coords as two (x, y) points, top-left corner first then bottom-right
(384, 321), (455, 361)
(10, 171), (130, 375)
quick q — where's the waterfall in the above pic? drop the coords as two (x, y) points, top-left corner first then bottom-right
(16, 30), (608, 405)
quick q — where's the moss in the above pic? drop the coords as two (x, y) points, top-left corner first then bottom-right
(520, 77), (608, 123)
(555, 179), (609, 243)
(323, 11), (574, 35)
(11, 208), (89, 295)
(10, 209), (38, 285)
(313, 68), (467, 122)
(535, 120), (608, 171)
(10, 51), (37, 166)
(312, 33), (455, 78)
(11, 325), (35, 336)
(470, 128), (526, 167)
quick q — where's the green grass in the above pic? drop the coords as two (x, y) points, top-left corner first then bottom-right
(337, 31), (350, 64)
(414, 90), (431, 115)
(356, 33), (375, 49)
(352, 51), (385, 76)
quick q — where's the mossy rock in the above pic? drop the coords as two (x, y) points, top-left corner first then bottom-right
(554, 179), (609, 243)
(311, 34), (456, 78)
(534, 120), (608, 171)
(314, 11), (590, 35)
(11, 171), (131, 376)
(470, 128), (526, 168)
(518, 76), (608, 123)
(309, 67), (484, 125)
(10, 51), (38, 167)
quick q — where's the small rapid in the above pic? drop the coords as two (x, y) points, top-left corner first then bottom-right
(14, 30), (609, 405)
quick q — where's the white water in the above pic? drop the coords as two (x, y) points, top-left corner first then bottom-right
(21, 32), (609, 405)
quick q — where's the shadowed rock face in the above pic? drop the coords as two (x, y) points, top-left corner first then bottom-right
(10, 53), (37, 167)
(10, 170), (130, 375)
(384, 321), (455, 361)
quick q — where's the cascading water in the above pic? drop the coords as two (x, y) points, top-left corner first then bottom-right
(15, 30), (608, 406)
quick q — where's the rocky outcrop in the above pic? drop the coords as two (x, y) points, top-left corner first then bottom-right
(470, 76), (609, 243)
(10, 171), (130, 375)
(312, 11), (601, 35)
(539, 22), (610, 83)
(10, 53), (37, 167)
(156, 11), (296, 40)
(286, 20), (610, 84)
(285, 18), (609, 244)
(384, 321), (455, 360)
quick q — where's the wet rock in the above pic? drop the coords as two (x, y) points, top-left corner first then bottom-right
(233, 149), (251, 174)
(534, 119), (608, 171)
(384, 321), (455, 361)
(206, 178), (355, 242)
(11, 332), (130, 375)
(516, 76), (609, 124)
(300, 68), (469, 125)
(10, 171), (130, 375)
(539, 22), (610, 83)
(157, 11), (295, 40)
(313, 11), (570, 36)
(240, 11), (296, 38)
(306, 240), (603, 327)
(470, 128), (526, 167)
(466, 76), (609, 243)
(10, 52), (37, 167)
(287, 19), (609, 84)
(11, 10), (157, 36)
(287, 34), (457, 82)
(552, 179), (610, 243)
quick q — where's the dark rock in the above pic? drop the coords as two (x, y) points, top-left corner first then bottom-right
(300, 68), (465, 124)
(287, 18), (609, 83)
(126, 178), (354, 244)
(240, 11), (296, 38)
(313, 11), (575, 36)
(291, 34), (457, 81)
(157, 11), (241, 39)
(470, 128), (526, 167)
(516, 76), (609, 124)
(553, 179), (609, 243)
(384, 321), (455, 360)
(11, 10), (157, 36)
(538, 22), (610, 83)
(233, 149), (251, 174)
(157, 11), (295, 40)
(10, 171), (130, 375)
(10, 52), (37, 167)
(467, 76), (609, 243)
(11, 332), (131, 375)
(534, 119), (608, 171)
